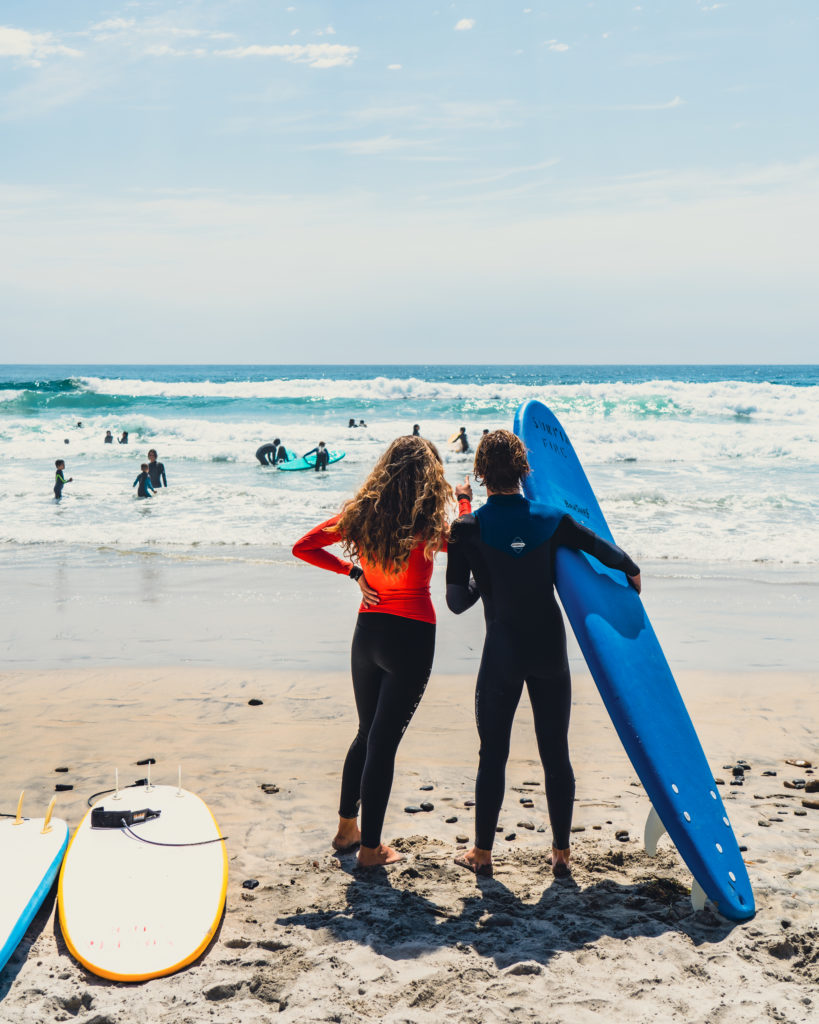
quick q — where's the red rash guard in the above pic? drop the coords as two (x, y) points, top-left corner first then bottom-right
(292, 498), (471, 625)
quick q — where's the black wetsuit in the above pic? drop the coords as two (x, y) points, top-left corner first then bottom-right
(303, 447), (330, 471)
(340, 613), (435, 848)
(446, 493), (640, 850)
(133, 471), (154, 498)
(54, 469), (67, 500)
(256, 444), (278, 466)
(147, 461), (167, 488)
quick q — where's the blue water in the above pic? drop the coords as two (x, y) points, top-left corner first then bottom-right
(1, 365), (817, 564)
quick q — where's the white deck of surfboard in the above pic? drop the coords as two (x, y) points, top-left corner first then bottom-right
(59, 784), (227, 981)
(0, 816), (69, 971)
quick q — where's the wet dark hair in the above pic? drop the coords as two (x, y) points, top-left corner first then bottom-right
(273, 438), (280, 446)
(141, 463), (149, 471)
(148, 449), (157, 457)
(55, 460), (64, 467)
(473, 429), (530, 493)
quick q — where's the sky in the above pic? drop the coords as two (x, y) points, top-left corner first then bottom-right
(0, 1), (817, 364)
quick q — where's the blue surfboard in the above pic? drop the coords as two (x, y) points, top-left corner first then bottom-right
(514, 400), (754, 921)
(278, 450), (345, 472)
(1, 798), (69, 972)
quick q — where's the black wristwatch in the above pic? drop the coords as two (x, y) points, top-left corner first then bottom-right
(349, 566), (364, 581)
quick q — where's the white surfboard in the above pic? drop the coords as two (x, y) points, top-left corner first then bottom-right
(58, 784), (228, 981)
(0, 798), (69, 973)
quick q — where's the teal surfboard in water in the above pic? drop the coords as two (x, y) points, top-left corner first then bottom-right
(277, 450), (345, 472)
(514, 400), (754, 921)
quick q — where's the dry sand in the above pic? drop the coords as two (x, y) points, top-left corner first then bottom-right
(0, 665), (816, 1023)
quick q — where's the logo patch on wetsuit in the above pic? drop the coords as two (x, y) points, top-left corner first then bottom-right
(510, 537), (526, 554)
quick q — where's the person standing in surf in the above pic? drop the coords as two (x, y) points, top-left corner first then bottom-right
(445, 430), (641, 879)
(293, 436), (471, 868)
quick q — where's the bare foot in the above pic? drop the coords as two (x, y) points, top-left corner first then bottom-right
(454, 846), (493, 877)
(332, 816), (361, 853)
(356, 843), (404, 867)
(550, 845), (571, 878)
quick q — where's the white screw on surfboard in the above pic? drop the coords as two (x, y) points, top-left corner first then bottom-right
(643, 803), (708, 912)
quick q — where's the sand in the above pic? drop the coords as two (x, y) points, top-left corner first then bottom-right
(0, 662), (816, 1024)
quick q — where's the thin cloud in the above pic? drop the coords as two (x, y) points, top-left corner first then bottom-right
(546, 40), (569, 52)
(608, 96), (685, 111)
(0, 25), (82, 65)
(455, 19), (475, 32)
(216, 43), (358, 68)
(308, 134), (432, 156)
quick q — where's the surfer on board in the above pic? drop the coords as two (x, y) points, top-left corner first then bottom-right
(446, 429), (641, 879)
(292, 436), (471, 868)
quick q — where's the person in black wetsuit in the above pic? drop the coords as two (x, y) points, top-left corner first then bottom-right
(133, 463), (155, 498)
(302, 441), (330, 471)
(446, 429), (641, 879)
(53, 460), (72, 500)
(104, 430), (113, 444)
(256, 440), (288, 466)
(118, 431), (128, 445)
(147, 449), (167, 488)
(412, 424), (421, 436)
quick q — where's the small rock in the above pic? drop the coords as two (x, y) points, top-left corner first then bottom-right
(784, 779), (806, 790)
(801, 798), (819, 810)
(739, 845), (748, 852)
(456, 834), (469, 843)
(419, 784), (434, 791)
(495, 825), (503, 832)
(55, 784), (73, 792)
(205, 983), (236, 1001)
(729, 780), (743, 787)
(593, 824), (602, 830)
(242, 879), (260, 890)
(445, 816), (458, 823)
(805, 780), (819, 793)
(136, 757), (156, 765)
(404, 805), (423, 814)
(758, 819), (771, 827)
(519, 797), (531, 804)
(54, 767), (69, 773)
(794, 809), (807, 816)
(507, 962), (542, 976)
(615, 830), (629, 841)
(715, 778), (725, 785)
(769, 816), (784, 822)
(464, 799), (475, 807)
(247, 699), (263, 706)
(629, 781), (642, 787)
(523, 780), (540, 786)
(762, 770), (777, 777)
(781, 918), (792, 928)
(537, 825), (546, 832)
(517, 820), (535, 830)
(722, 765), (733, 770)
(570, 825), (586, 833)
(732, 766), (745, 777)
(785, 759), (811, 769)
(419, 801), (434, 812)
(260, 784), (279, 794)
(504, 833), (516, 841)
(401, 866), (421, 879)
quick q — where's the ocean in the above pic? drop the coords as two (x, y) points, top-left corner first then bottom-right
(1, 364), (817, 569)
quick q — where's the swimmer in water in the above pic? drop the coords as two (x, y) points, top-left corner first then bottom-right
(104, 430), (113, 444)
(133, 463), (155, 498)
(119, 431), (129, 445)
(147, 449), (167, 488)
(302, 441), (330, 471)
(53, 460), (72, 501)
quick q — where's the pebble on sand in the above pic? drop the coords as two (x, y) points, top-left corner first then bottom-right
(404, 806), (422, 814)
(805, 780), (819, 793)
(419, 785), (434, 791)
(419, 801), (434, 812)
(801, 798), (819, 810)
(54, 767), (69, 773)
(456, 834), (469, 843)
(517, 820), (535, 830)
(242, 879), (260, 890)
(445, 816), (458, 823)
(784, 779), (806, 790)
(464, 799), (475, 807)
(248, 699), (263, 707)
(785, 759), (812, 769)
(762, 770), (778, 777)
(571, 825), (586, 833)
(260, 784), (279, 794)
(615, 830), (630, 842)
(758, 820), (771, 827)
(136, 757), (156, 765)
(55, 784), (73, 792)
(504, 833), (516, 841)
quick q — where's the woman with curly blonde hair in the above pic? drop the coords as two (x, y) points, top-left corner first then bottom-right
(293, 435), (471, 867)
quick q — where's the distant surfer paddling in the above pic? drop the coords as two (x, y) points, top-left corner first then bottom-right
(293, 436), (471, 868)
(446, 430), (641, 879)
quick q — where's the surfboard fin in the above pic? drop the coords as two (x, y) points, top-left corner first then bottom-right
(643, 804), (667, 856)
(13, 790), (25, 826)
(41, 795), (57, 835)
(691, 878), (707, 912)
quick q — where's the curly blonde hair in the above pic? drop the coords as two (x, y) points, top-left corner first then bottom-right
(336, 435), (454, 572)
